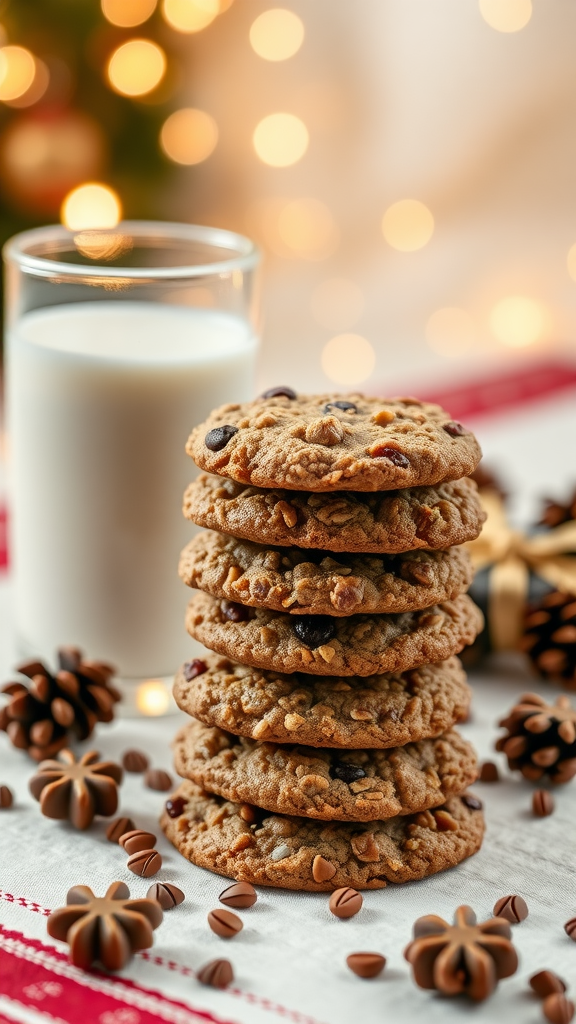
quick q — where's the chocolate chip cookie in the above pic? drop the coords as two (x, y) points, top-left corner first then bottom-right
(172, 720), (477, 821)
(161, 781), (485, 891)
(186, 393), (482, 492)
(173, 655), (471, 748)
(185, 592), (484, 676)
(183, 474), (485, 553)
(179, 532), (473, 616)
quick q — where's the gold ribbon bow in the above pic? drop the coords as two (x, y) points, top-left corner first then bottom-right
(465, 490), (576, 652)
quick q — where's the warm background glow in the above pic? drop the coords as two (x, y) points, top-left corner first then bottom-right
(107, 39), (166, 97)
(249, 9), (305, 61)
(310, 279), (364, 331)
(321, 334), (376, 385)
(61, 183), (122, 230)
(425, 307), (476, 356)
(277, 199), (338, 260)
(490, 296), (546, 348)
(101, 0), (158, 27)
(479, 0), (533, 33)
(160, 108), (218, 164)
(253, 112), (308, 167)
(382, 199), (434, 252)
(567, 244), (576, 284)
(0, 46), (36, 102)
(162, 0), (219, 33)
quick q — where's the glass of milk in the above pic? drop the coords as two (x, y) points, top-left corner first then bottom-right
(3, 222), (261, 714)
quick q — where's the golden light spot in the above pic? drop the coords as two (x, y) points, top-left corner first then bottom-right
(322, 334), (376, 386)
(4, 58), (49, 108)
(253, 113), (308, 167)
(311, 278), (364, 331)
(425, 307), (476, 356)
(161, 0), (219, 32)
(0, 46), (36, 102)
(136, 679), (171, 716)
(382, 199), (434, 252)
(61, 183), (122, 231)
(249, 9), (304, 61)
(160, 107), (218, 164)
(107, 39), (166, 97)
(101, 0), (157, 27)
(218, 0), (234, 10)
(567, 243), (576, 283)
(277, 199), (338, 260)
(479, 0), (532, 32)
(490, 296), (545, 348)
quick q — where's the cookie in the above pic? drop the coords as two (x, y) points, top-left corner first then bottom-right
(179, 532), (473, 617)
(161, 781), (485, 891)
(185, 592), (483, 677)
(173, 655), (471, 748)
(183, 474), (485, 554)
(172, 720), (478, 821)
(186, 393), (482, 492)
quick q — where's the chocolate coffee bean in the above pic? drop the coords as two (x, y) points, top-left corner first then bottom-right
(120, 829), (157, 855)
(530, 971), (567, 998)
(329, 887), (363, 919)
(563, 917), (576, 941)
(207, 909), (243, 939)
(122, 749), (149, 773)
(543, 994), (575, 1024)
(346, 952), (386, 978)
(197, 958), (234, 988)
(165, 796), (186, 818)
(443, 421), (466, 437)
(221, 600), (251, 622)
(324, 400), (357, 414)
(0, 785), (13, 809)
(147, 882), (185, 910)
(260, 386), (297, 400)
(293, 615), (336, 649)
(205, 425), (238, 452)
(219, 881), (257, 909)
(145, 769), (172, 792)
(184, 659), (207, 681)
(126, 849), (162, 878)
(331, 762), (366, 783)
(106, 816), (136, 843)
(479, 761), (500, 783)
(493, 894), (528, 923)
(533, 789), (555, 817)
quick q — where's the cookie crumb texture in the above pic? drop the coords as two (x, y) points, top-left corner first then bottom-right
(160, 782), (485, 891)
(186, 395), (482, 492)
(184, 474), (485, 554)
(172, 720), (478, 821)
(179, 532), (473, 617)
(185, 591), (483, 677)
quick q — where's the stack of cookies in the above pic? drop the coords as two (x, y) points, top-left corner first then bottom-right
(161, 391), (486, 892)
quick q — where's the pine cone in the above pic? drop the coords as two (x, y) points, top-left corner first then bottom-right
(495, 692), (576, 783)
(539, 487), (576, 529)
(0, 646), (120, 761)
(521, 592), (576, 690)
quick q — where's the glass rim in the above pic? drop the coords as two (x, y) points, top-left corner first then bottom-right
(3, 220), (261, 280)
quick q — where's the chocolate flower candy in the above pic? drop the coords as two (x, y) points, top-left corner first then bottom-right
(29, 749), (123, 829)
(47, 881), (162, 970)
(404, 904), (518, 1001)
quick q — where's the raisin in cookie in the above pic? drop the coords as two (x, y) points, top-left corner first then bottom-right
(185, 591), (484, 677)
(161, 781), (485, 891)
(173, 655), (471, 748)
(186, 393), (482, 492)
(183, 474), (485, 553)
(172, 720), (477, 822)
(179, 531), (473, 616)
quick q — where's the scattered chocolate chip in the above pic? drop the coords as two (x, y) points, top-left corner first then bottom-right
(329, 887), (363, 919)
(324, 400), (357, 414)
(443, 421), (466, 437)
(331, 761), (366, 783)
(197, 958), (234, 989)
(479, 761), (500, 783)
(208, 909), (243, 939)
(126, 849), (162, 878)
(461, 793), (483, 810)
(533, 789), (555, 817)
(369, 445), (410, 468)
(543, 993), (575, 1024)
(260, 386), (297, 400)
(120, 829), (157, 855)
(312, 855), (336, 883)
(0, 785), (13, 809)
(293, 615), (337, 649)
(165, 796), (186, 818)
(144, 769), (172, 792)
(106, 816), (136, 843)
(493, 894), (528, 923)
(205, 425), (238, 452)
(530, 971), (567, 998)
(183, 659), (207, 681)
(219, 881), (257, 909)
(147, 882), (185, 910)
(221, 600), (251, 622)
(564, 917), (576, 941)
(122, 749), (149, 773)
(346, 952), (386, 979)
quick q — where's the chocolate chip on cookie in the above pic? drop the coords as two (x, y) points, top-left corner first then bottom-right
(293, 616), (337, 649)
(260, 386), (297, 400)
(205, 425), (238, 452)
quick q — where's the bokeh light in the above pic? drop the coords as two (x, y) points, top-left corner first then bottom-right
(321, 333), (376, 385)
(425, 307), (476, 356)
(160, 107), (218, 164)
(136, 679), (171, 715)
(61, 183), (122, 230)
(162, 0), (219, 33)
(107, 39), (166, 97)
(489, 295), (545, 347)
(249, 9), (305, 61)
(253, 113), (308, 167)
(311, 278), (364, 330)
(382, 199), (434, 252)
(277, 198), (338, 260)
(479, 0), (532, 33)
(4, 58), (49, 108)
(101, 0), (157, 27)
(0, 46), (36, 102)
(567, 243), (576, 283)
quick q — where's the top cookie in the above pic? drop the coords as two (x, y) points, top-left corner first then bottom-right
(186, 392), (482, 492)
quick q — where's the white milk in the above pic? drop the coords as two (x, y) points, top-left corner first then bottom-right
(6, 301), (257, 678)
